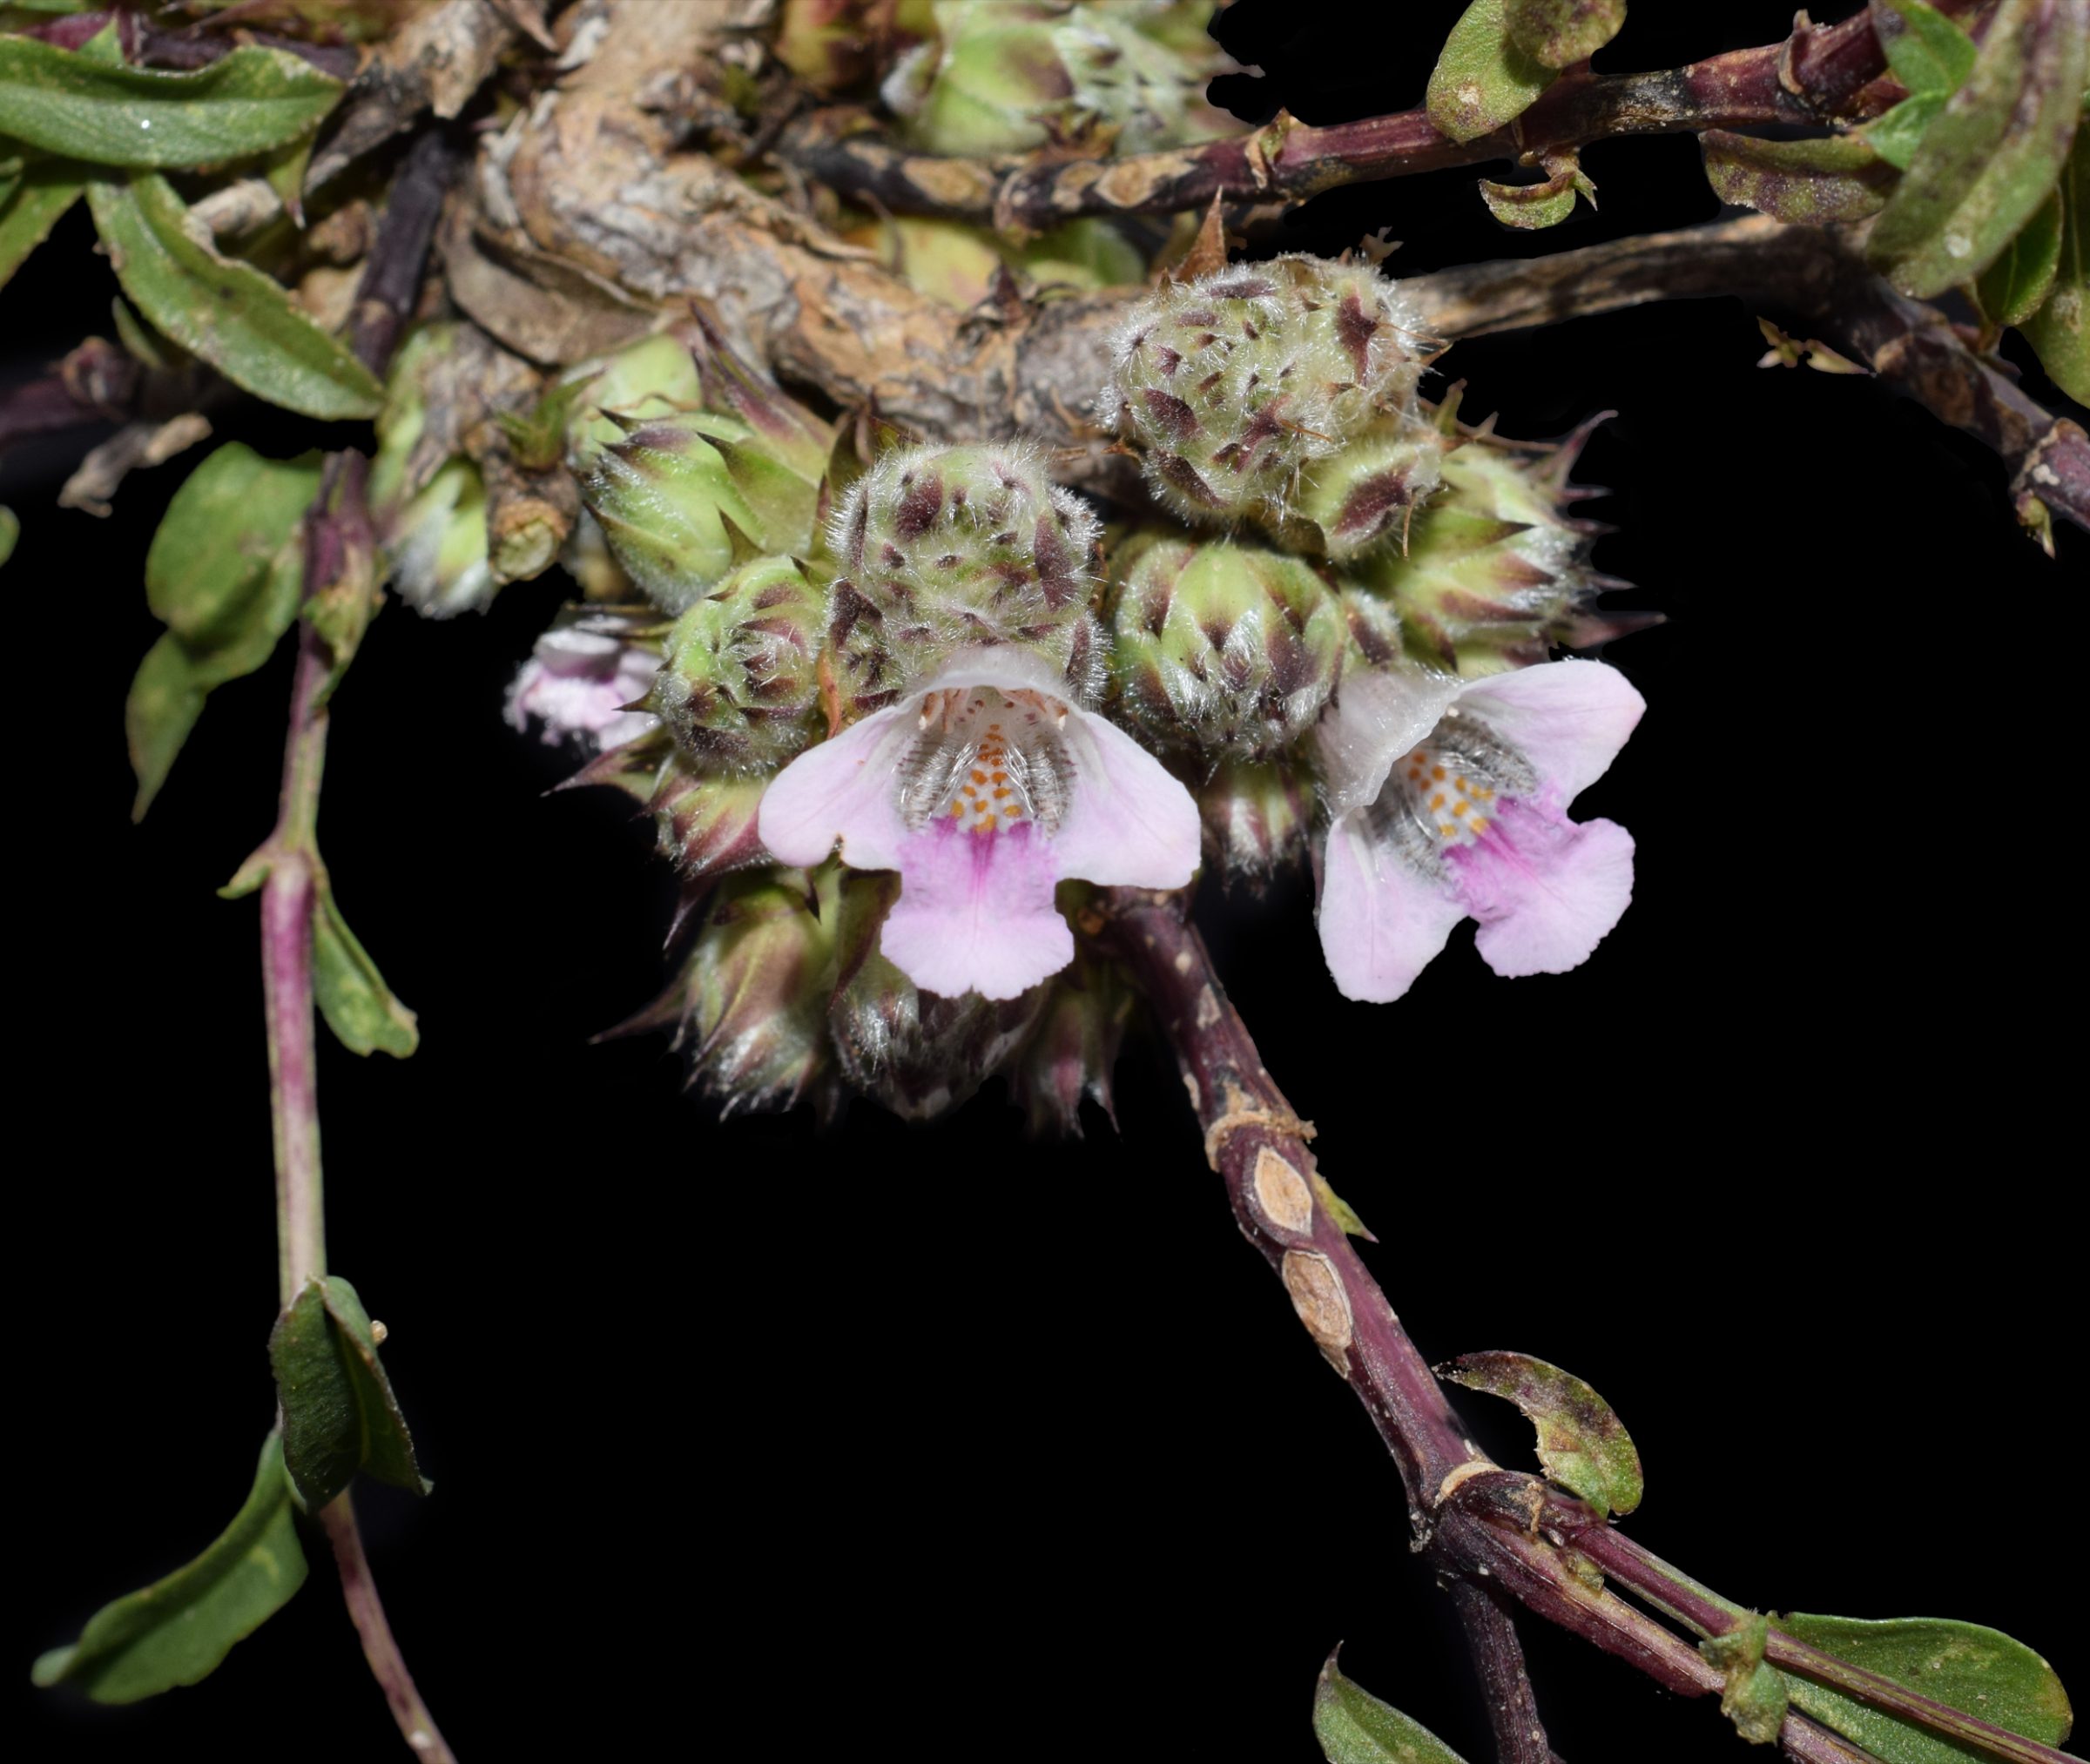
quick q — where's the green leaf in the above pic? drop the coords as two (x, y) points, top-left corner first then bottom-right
(1437, 1350), (1643, 1518)
(86, 172), (381, 420)
(1315, 1651), (1473, 1764)
(1976, 185), (2064, 326)
(314, 886), (420, 1058)
(146, 441), (324, 645)
(2022, 125), (2088, 401)
(270, 1276), (431, 1513)
(0, 156), (83, 289)
(1505, 0), (1625, 70)
(1702, 131), (1899, 224)
(0, 38), (340, 167)
(1478, 156), (1594, 228)
(1866, 0), (2088, 298)
(0, 505), (16, 569)
(31, 1433), (307, 1703)
(1865, 91), (1949, 172)
(1775, 1613), (2074, 1764)
(127, 444), (316, 817)
(1426, 0), (1557, 145)
(1874, 0), (1978, 98)
(1703, 1615), (1792, 1746)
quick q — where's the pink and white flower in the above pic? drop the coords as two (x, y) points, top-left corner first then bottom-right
(760, 646), (1200, 1000)
(506, 616), (661, 752)
(1314, 659), (1645, 1003)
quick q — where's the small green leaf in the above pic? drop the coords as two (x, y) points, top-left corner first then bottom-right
(1976, 186), (2064, 326)
(314, 886), (420, 1058)
(1775, 1613), (2074, 1764)
(31, 1433), (307, 1703)
(1874, 0), (1978, 98)
(1312, 1173), (1375, 1240)
(0, 156), (83, 289)
(145, 441), (323, 646)
(1505, 0), (1625, 70)
(1866, 0), (2088, 298)
(0, 38), (340, 167)
(0, 504), (16, 569)
(1478, 156), (1593, 228)
(1315, 1651), (1473, 1764)
(110, 293), (181, 369)
(2021, 127), (2088, 401)
(1702, 131), (1899, 223)
(124, 634), (208, 822)
(1704, 1615), (1792, 1746)
(86, 172), (381, 420)
(1437, 1350), (1642, 1518)
(1426, 0), (1557, 145)
(1865, 91), (1949, 172)
(270, 1276), (430, 1513)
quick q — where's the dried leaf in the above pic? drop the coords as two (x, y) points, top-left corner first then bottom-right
(86, 172), (381, 420)
(1701, 130), (1898, 224)
(0, 37), (340, 167)
(1426, 0), (1557, 145)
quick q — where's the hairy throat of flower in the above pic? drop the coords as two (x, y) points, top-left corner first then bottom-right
(897, 685), (1072, 838)
(1363, 704), (1539, 876)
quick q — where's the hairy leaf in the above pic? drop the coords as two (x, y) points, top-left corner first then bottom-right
(31, 1433), (307, 1703)
(1315, 1652), (1473, 1764)
(0, 37), (340, 167)
(1866, 91), (1949, 172)
(314, 887), (420, 1058)
(1873, 0), (1978, 98)
(1776, 1613), (2074, 1764)
(1702, 131), (1898, 223)
(87, 172), (381, 419)
(1479, 154), (1593, 228)
(0, 156), (83, 288)
(1866, 0), (2088, 298)
(1438, 1350), (1642, 1517)
(1505, 0), (1625, 69)
(127, 444), (317, 816)
(2022, 125), (2088, 400)
(1976, 186), (2064, 326)
(145, 441), (323, 645)
(1427, 0), (1557, 145)
(270, 1276), (431, 1513)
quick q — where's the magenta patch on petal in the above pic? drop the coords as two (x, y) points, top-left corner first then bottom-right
(880, 820), (1075, 1001)
(1444, 798), (1635, 979)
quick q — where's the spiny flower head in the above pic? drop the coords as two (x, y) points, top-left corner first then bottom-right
(826, 441), (1102, 691)
(653, 555), (826, 773)
(1109, 533), (1343, 757)
(1105, 254), (1435, 530)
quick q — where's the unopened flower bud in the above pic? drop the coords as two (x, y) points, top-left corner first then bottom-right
(687, 309), (835, 493)
(1197, 757), (1311, 885)
(1291, 414), (1445, 562)
(1005, 950), (1130, 1136)
(827, 868), (1046, 1119)
(886, 0), (1234, 156)
(580, 417), (761, 610)
(1109, 534), (1342, 756)
(1106, 255), (1435, 530)
(1343, 427), (1655, 677)
(382, 457), (493, 617)
(566, 333), (703, 466)
(828, 441), (1102, 687)
(653, 555), (826, 771)
(671, 865), (843, 1115)
(650, 766), (772, 879)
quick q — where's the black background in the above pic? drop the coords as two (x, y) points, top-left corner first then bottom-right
(9, 3), (2084, 1761)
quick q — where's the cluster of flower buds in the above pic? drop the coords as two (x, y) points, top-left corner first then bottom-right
(881, 0), (1235, 155)
(495, 243), (1654, 1126)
